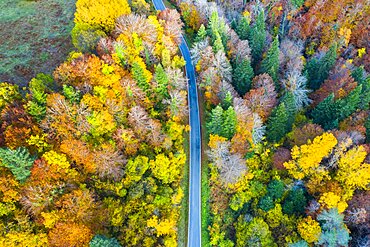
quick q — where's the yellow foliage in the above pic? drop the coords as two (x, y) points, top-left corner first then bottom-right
(43, 151), (70, 171)
(75, 0), (131, 32)
(0, 82), (20, 109)
(208, 134), (228, 149)
(265, 204), (284, 228)
(284, 133), (337, 179)
(338, 27), (351, 47)
(0, 231), (48, 247)
(319, 192), (348, 213)
(297, 216), (321, 243)
(41, 211), (60, 229)
(358, 48), (366, 58)
(26, 134), (50, 153)
(172, 188), (184, 205)
(335, 145), (370, 192)
(150, 151), (185, 184)
(147, 215), (176, 237)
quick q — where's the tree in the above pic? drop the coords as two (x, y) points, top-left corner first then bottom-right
(289, 241), (309, 247)
(90, 235), (121, 247)
(250, 9), (266, 66)
(48, 222), (93, 247)
(222, 106), (237, 139)
(149, 152), (185, 184)
(195, 24), (207, 42)
(317, 209), (351, 247)
(0, 147), (35, 183)
(207, 105), (224, 137)
(306, 43), (338, 90)
(71, 23), (107, 52)
(232, 58), (254, 96)
(266, 179), (285, 200)
(74, 0), (131, 32)
(236, 16), (250, 40)
(131, 60), (152, 94)
(154, 64), (169, 100)
(266, 102), (289, 142)
(213, 31), (224, 53)
(311, 94), (338, 130)
(282, 188), (307, 215)
(235, 217), (276, 247)
(0, 82), (21, 109)
(259, 36), (280, 82)
(297, 216), (322, 243)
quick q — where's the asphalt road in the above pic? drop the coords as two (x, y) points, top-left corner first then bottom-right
(151, 1), (202, 246)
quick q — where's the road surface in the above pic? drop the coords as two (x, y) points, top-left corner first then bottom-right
(151, 1), (202, 246)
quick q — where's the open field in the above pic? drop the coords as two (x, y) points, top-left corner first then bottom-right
(0, 0), (75, 86)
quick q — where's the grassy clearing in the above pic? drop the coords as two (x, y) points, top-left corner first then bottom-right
(0, 0), (76, 86)
(199, 92), (211, 247)
(178, 131), (190, 247)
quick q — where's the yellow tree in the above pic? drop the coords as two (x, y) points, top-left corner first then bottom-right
(297, 216), (321, 243)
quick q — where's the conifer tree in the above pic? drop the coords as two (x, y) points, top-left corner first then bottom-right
(232, 58), (254, 96)
(0, 147), (35, 183)
(306, 43), (337, 90)
(311, 94), (338, 130)
(207, 105), (224, 136)
(154, 64), (169, 100)
(336, 85), (361, 121)
(260, 36), (280, 82)
(195, 24), (207, 42)
(266, 102), (289, 142)
(236, 16), (250, 40)
(132, 62), (151, 93)
(222, 106), (237, 139)
(213, 31), (224, 53)
(250, 9), (266, 67)
(221, 91), (233, 109)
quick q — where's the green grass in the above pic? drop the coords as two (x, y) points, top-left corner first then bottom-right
(0, 0), (76, 86)
(178, 132), (190, 247)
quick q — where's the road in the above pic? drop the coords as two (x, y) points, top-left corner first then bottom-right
(151, 1), (202, 246)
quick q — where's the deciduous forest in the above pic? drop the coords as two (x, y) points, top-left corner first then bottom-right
(0, 0), (369, 246)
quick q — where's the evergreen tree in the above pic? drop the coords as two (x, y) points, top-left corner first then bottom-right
(221, 91), (233, 109)
(207, 105), (224, 136)
(281, 92), (297, 130)
(236, 16), (250, 40)
(358, 76), (370, 110)
(250, 9), (266, 67)
(0, 147), (36, 183)
(365, 115), (370, 143)
(259, 36), (280, 82)
(63, 85), (81, 104)
(154, 64), (169, 100)
(90, 235), (121, 247)
(222, 106), (237, 139)
(336, 85), (361, 121)
(132, 62), (150, 93)
(282, 188), (307, 215)
(306, 43), (337, 90)
(195, 24), (207, 42)
(311, 94), (338, 130)
(266, 179), (285, 200)
(213, 31), (224, 53)
(259, 195), (275, 212)
(317, 209), (351, 247)
(266, 102), (289, 142)
(232, 58), (254, 96)
(289, 241), (309, 247)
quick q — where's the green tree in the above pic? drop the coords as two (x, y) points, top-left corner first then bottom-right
(195, 24), (207, 42)
(250, 9), (266, 66)
(236, 16), (250, 40)
(358, 76), (370, 110)
(282, 188), (307, 215)
(63, 85), (81, 104)
(266, 179), (285, 200)
(236, 217), (276, 247)
(0, 147), (35, 183)
(317, 209), (351, 247)
(365, 115), (370, 143)
(266, 102), (289, 142)
(132, 62), (151, 93)
(259, 195), (275, 211)
(311, 94), (338, 130)
(207, 105), (224, 136)
(232, 58), (254, 96)
(213, 31), (224, 53)
(289, 240), (309, 247)
(90, 235), (121, 247)
(259, 36), (279, 82)
(336, 85), (361, 121)
(306, 43), (337, 90)
(154, 64), (169, 100)
(221, 91), (233, 109)
(71, 23), (106, 53)
(222, 106), (237, 139)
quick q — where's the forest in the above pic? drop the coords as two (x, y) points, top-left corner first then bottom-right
(0, 0), (369, 246)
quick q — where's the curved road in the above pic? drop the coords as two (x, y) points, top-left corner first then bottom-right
(151, 1), (202, 246)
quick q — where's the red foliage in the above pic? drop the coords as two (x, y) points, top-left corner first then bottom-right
(272, 147), (291, 170)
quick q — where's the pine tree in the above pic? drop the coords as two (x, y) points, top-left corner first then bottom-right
(222, 106), (237, 139)
(195, 24), (207, 42)
(90, 235), (121, 247)
(221, 91), (233, 109)
(232, 58), (254, 96)
(282, 188), (307, 215)
(250, 9), (266, 67)
(0, 147), (36, 183)
(236, 16), (250, 40)
(260, 36), (280, 82)
(154, 64), (169, 100)
(207, 105), (224, 136)
(359, 76), (370, 110)
(213, 31), (224, 53)
(281, 92), (297, 130)
(365, 115), (370, 143)
(132, 61), (150, 93)
(266, 102), (289, 142)
(311, 94), (338, 130)
(306, 43), (337, 90)
(336, 85), (361, 121)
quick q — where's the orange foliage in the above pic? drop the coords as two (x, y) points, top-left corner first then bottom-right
(48, 222), (92, 247)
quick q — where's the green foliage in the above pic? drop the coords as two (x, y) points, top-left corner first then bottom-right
(282, 188), (307, 215)
(291, 0), (305, 8)
(250, 9), (266, 66)
(317, 209), (351, 247)
(213, 31), (224, 53)
(90, 235), (121, 247)
(63, 85), (81, 103)
(259, 36), (279, 82)
(221, 91), (233, 110)
(266, 179), (285, 200)
(366, 115), (370, 143)
(311, 94), (338, 130)
(132, 62), (151, 93)
(259, 195), (275, 211)
(0, 147), (35, 183)
(266, 103), (289, 142)
(235, 217), (276, 247)
(207, 105), (237, 139)
(71, 23), (107, 53)
(154, 64), (169, 100)
(335, 85), (361, 120)
(358, 76), (370, 110)
(236, 16), (250, 40)
(306, 43), (337, 90)
(195, 24), (207, 42)
(232, 58), (254, 96)
(289, 240), (309, 247)
(0, 82), (21, 109)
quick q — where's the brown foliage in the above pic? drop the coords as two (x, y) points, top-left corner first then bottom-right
(272, 147), (291, 170)
(287, 123), (324, 147)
